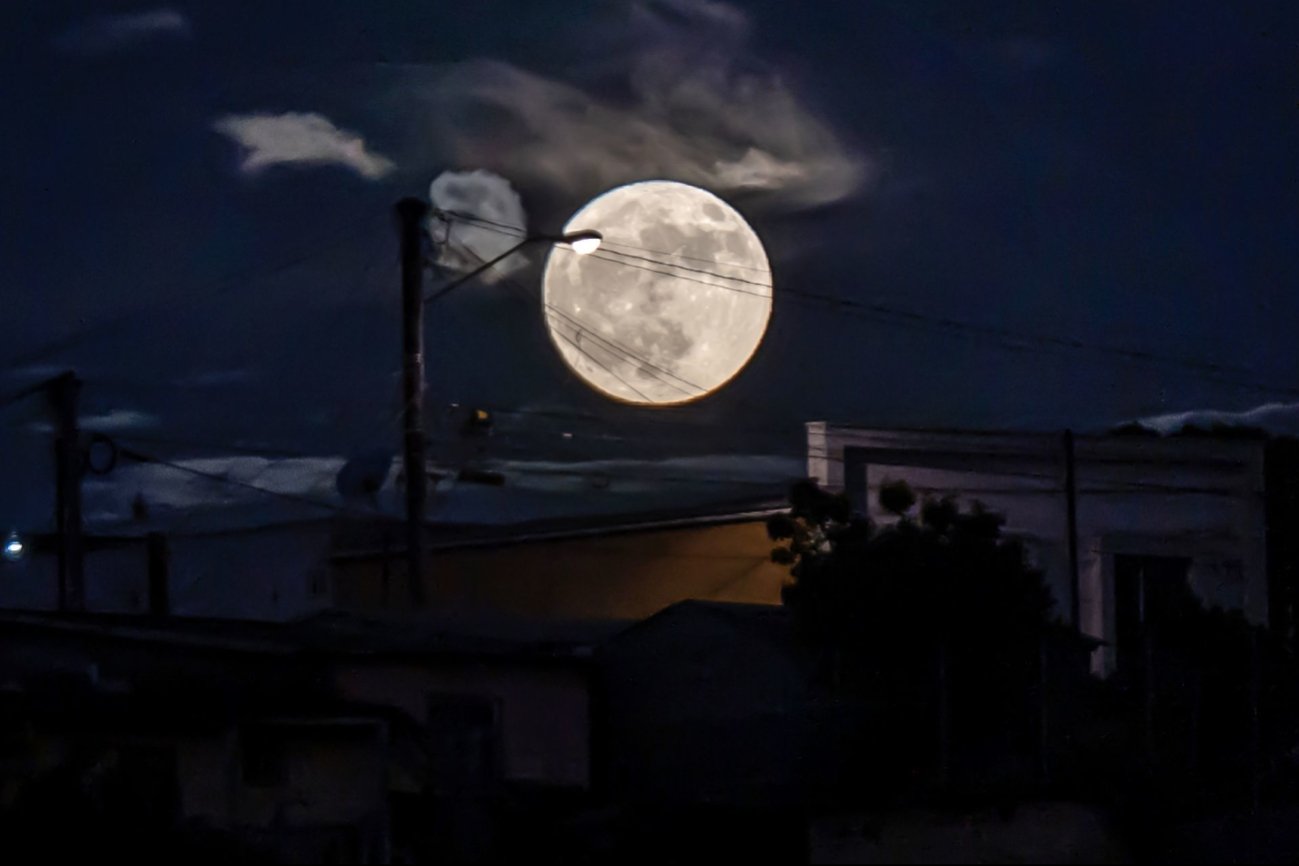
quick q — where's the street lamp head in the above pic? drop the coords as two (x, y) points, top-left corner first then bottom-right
(3, 529), (25, 563)
(559, 230), (602, 255)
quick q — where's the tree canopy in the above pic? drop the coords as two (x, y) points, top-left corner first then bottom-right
(768, 478), (1057, 674)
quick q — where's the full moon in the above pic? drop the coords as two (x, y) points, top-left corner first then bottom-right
(541, 180), (773, 405)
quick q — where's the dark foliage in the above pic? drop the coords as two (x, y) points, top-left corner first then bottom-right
(769, 479), (1057, 679)
(768, 479), (1062, 803)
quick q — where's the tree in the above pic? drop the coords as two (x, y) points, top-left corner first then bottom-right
(768, 479), (1061, 800)
(769, 479), (1056, 681)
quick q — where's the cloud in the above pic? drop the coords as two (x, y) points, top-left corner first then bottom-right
(213, 112), (395, 180)
(1134, 401), (1299, 438)
(172, 368), (254, 388)
(55, 8), (192, 55)
(27, 409), (158, 435)
(81, 449), (800, 533)
(409, 1), (867, 211)
(428, 170), (530, 283)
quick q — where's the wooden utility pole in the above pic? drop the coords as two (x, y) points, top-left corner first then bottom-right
(49, 371), (85, 612)
(1063, 429), (1081, 630)
(146, 531), (169, 617)
(396, 198), (430, 607)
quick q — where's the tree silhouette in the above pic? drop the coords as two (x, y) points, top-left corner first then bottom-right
(768, 479), (1062, 800)
(769, 479), (1056, 683)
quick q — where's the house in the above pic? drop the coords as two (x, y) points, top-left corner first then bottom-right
(594, 600), (811, 809)
(330, 503), (790, 620)
(806, 422), (1299, 673)
(0, 500), (791, 625)
(0, 607), (624, 861)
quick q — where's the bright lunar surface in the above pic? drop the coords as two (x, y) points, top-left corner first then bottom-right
(541, 180), (773, 405)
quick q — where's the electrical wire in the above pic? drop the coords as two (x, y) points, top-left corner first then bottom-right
(117, 445), (353, 516)
(549, 328), (657, 403)
(441, 236), (711, 399)
(446, 211), (1298, 399)
(433, 207), (771, 273)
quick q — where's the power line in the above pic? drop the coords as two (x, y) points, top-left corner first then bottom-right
(590, 245), (773, 291)
(116, 427), (797, 495)
(443, 236), (711, 399)
(117, 445), (353, 517)
(549, 328), (656, 403)
(584, 250), (773, 297)
(804, 445), (1260, 497)
(436, 208), (772, 273)
(450, 213), (1297, 399)
(542, 305), (704, 398)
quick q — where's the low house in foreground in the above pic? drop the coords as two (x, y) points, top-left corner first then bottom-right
(0, 607), (623, 861)
(807, 421), (1299, 673)
(0, 600), (818, 860)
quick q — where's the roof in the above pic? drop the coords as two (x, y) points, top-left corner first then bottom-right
(603, 599), (794, 652)
(331, 497), (788, 559)
(0, 606), (634, 663)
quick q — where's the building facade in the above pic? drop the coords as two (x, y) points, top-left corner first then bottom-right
(807, 423), (1299, 674)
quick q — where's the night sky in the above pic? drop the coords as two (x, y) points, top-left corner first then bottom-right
(2, 1), (1297, 531)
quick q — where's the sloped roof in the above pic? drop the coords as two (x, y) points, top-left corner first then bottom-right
(0, 606), (633, 663)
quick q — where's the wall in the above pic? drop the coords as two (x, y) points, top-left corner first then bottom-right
(597, 604), (809, 807)
(0, 523), (333, 621)
(331, 519), (788, 621)
(333, 660), (592, 789)
(0, 543), (148, 612)
(176, 722), (388, 861)
(808, 425), (1268, 676)
(168, 525), (333, 621)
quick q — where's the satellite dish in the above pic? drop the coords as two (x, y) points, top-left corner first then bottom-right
(335, 449), (394, 508)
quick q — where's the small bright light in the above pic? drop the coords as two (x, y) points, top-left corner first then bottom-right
(562, 230), (602, 256)
(2, 530), (24, 563)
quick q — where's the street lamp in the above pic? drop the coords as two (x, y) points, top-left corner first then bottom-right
(425, 228), (602, 303)
(2, 529), (24, 563)
(393, 199), (602, 607)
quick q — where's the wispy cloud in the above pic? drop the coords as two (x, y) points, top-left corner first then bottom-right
(55, 8), (192, 55)
(213, 112), (395, 180)
(81, 450), (800, 533)
(428, 170), (530, 282)
(1135, 401), (1299, 437)
(28, 409), (158, 435)
(405, 0), (867, 211)
(172, 368), (254, 388)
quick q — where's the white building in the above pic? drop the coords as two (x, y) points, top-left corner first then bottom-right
(806, 422), (1299, 675)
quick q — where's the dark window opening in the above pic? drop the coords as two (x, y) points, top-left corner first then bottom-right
(426, 694), (502, 794)
(1115, 554), (1195, 673)
(242, 726), (288, 788)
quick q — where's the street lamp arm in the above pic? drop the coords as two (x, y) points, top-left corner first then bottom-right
(424, 229), (603, 304)
(425, 237), (538, 304)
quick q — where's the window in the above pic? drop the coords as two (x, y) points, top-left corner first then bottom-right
(241, 726), (288, 788)
(426, 694), (502, 794)
(1114, 554), (1194, 673)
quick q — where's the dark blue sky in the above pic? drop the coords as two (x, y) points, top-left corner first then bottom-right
(2, 1), (1297, 529)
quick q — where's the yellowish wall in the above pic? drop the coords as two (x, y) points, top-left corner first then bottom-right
(332, 519), (788, 621)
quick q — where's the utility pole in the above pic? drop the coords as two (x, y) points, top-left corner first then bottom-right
(49, 371), (85, 612)
(1063, 429), (1081, 631)
(396, 198), (430, 607)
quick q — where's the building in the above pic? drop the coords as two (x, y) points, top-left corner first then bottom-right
(0, 606), (624, 861)
(807, 422), (1299, 673)
(0, 501), (790, 624)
